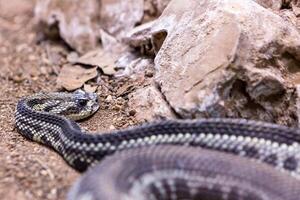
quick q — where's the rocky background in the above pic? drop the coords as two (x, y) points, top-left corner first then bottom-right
(2, 0), (300, 199)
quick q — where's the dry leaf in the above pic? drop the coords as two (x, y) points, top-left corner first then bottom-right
(116, 84), (135, 97)
(57, 64), (98, 91)
(75, 49), (117, 75)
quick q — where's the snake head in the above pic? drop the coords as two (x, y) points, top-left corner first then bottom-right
(27, 89), (100, 121)
(68, 89), (100, 120)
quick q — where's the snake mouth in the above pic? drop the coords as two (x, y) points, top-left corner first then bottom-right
(91, 104), (100, 114)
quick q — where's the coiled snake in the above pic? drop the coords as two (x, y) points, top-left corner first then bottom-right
(15, 90), (300, 200)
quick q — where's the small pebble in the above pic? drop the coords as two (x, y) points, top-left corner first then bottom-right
(129, 109), (136, 116)
(40, 170), (48, 176)
(145, 69), (154, 77)
(36, 190), (43, 197)
(109, 125), (115, 130)
(113, 105), (122, 111)
(106, 95), (113, 102)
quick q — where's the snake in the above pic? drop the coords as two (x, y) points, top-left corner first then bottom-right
(15, 90), (300, 200)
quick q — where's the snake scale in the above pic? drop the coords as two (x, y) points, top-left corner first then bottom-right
(15, 90), (300, 200)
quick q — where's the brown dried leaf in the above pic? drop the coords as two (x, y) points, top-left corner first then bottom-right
(75, 49), (117, 75)
(57, 64), (98, 91)
(116, 84), (135, 97)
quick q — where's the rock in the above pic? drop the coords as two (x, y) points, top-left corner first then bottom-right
(99, 0), (170, 38)
(279, 9), (298, 27)
(143, 0), (171, 22)
(128, 85), (175, 122)
(100, 29), (128, 55)
(116, 56), (155, 78)
(127, 0), (300, 126)
(100, 0), (144, 38)
(124, 20), (168, 56)
(83, 84), (98, 93)
(34, 0), (100, 53)
(0, 0), (33, 19)
(106, 95), (113, 102)
(254, 0), (282, 10)
(290, 0), (300, 16)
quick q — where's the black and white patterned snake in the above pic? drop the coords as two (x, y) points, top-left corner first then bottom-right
(15, 90), (300, 200)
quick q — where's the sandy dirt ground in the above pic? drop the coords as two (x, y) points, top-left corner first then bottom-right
(0, 0), (139, 199)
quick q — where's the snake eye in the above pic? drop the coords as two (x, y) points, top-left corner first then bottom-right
(77, 99), (88, 107)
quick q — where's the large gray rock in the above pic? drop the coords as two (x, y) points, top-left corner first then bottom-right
(127, 0), (300, 126)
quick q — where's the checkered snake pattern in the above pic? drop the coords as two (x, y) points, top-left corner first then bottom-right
(15, 90), (300, 200)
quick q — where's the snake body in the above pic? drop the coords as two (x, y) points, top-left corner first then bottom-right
(15, 91), (300, 199)
(68, 145), (300, 200)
